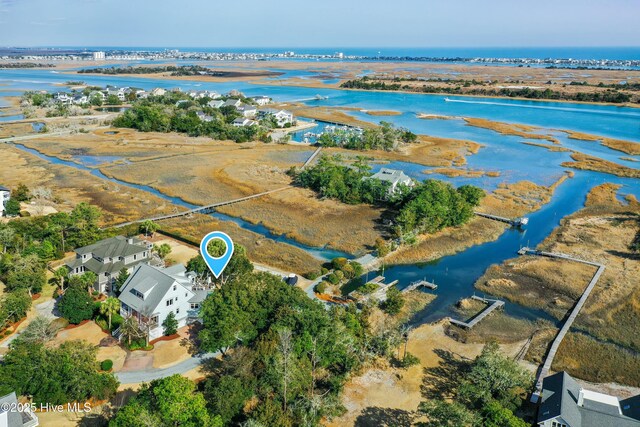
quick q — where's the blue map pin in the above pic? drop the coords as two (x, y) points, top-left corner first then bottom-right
(199, 231), (235, 279)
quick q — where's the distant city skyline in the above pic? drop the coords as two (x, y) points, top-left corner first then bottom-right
(0, 0), (639, 48)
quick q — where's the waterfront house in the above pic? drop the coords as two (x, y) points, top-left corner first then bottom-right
(66, 236), (152, 294)
(223, 98), (242, 108)
(207, 99), (224, 109)
(118, 264), (208, 340)
(205, 90), (222, 99)
(150, 87), (167, 97)
(89, 90), (106, 101)
(237, 103), (257, 117)
(0, 392), (39, 427)
(368, 168), (415, 195)
(260, 108), (294, 127)
(232, 117), (257, 127)
(537, 372), (640, 427)
(196, 111), (213, 122)
(72, 94), (88, 105)
(250, 95), (271, 106)
(136, 89), (149, 99)
(0, 185), (10, 216)
(53, 92), (72, 105)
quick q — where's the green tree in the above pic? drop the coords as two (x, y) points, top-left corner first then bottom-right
(11, 183), (30, 202)
(0, 225), (15, 252)
(153, 243), (172, 259)
(418, 400), (478, 427)
(54, 265), (69, 293)
(114, 268), (130, 293)
(58, 283), (94, 324)
(100, 297), (121, 330)
(4, 198), (21, 216)
(5, 254), (46, 296)
(0, 290), (31, 330)
(140, 220), (158, 237)
(110, 375), (221, 427)
(382, 286), (404, 315)
(119, 315), (143, 346)
(14, 315), (56, 344)
(106, 94), (122, 105)
(162, 311), (178, 336)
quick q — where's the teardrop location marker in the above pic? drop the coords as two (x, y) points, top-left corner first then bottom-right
(199, 231), (235, 279)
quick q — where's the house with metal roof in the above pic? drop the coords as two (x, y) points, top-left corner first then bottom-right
(118, 263), (207, 339)
(0, 185), (10, 216)
(538, 371), (640, 427)
(367, 168), (415, 195)
(66, 236), (152, 294)
(0, 392), (39, 427)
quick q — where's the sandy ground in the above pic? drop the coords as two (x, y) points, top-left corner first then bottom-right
(328, 320), (526, 426)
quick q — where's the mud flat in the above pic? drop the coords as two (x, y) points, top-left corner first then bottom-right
(475, 184), (640, 386)
(463, 117), (560, 144)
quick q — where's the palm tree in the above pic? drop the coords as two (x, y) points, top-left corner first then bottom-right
(100, 297), (120, 330)
(140, 220), (158, 238)
(79, 271), (98, 295)
(120, 315), (143, 346)
(54, 266), (69, 293)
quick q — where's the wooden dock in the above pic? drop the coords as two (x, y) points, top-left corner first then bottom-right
(302, 146), (323, 168)
(475, 212), (529, 227)
(449, 295), (505, 329)
(518, 247), (605, 402)
(403, 278), (437, 293)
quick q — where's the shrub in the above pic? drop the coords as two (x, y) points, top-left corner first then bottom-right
(320, 267), (329, 275)
(397, 352), (421, 368)
(359, 282), (379, 294)
(304, 271), (320, 280)
(314, 282), (327, 294)
(100, 359), (113, 371)
(331, 257), (348, 270)
(50, 317), (69, 331)
(326, 273), (340, 285)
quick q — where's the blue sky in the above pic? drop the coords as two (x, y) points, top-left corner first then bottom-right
(0, 0), (639, 47)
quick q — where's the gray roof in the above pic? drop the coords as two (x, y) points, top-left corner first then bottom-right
(0, 392), (39, 427)
(369, 168), (412, 185)
(119, 264), (194, 315)
(189, 289), (210, 304)
(0, 185), (9, 191)
(75, 236), (148, 258)
(538, 372), (640, 427)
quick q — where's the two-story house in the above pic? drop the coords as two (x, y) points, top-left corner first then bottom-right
(0, 185), (10, 216)
(118, 263), (209, 339)
(367, 168), (415, 196)
(538, 371), (640, 427)
(66, 236), (152, 294)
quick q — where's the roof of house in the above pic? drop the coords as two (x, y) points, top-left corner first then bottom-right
(369, 168), (413, 185)
(223, 98), (241, 107)
(0, 185), (10, 191)
(119, 264), (194, 315)
(75, 236), (148, 258)
(538, 372), (640, 427)
(0, 392), (38, 427)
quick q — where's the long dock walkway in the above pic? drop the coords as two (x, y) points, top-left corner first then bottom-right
(449, 295), (505, 328)
(475, 211), (528, 227)
(112, 186), (292, 228)
(518, 247), (605, 402)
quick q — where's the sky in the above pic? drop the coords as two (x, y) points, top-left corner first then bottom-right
(0, 0), (639, 48)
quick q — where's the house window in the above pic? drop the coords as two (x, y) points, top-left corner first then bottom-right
(176, 308), (180, 314)
(190, 303), (200, 310)
(166, 298), (174, 306)
(134, 254), (137, 260)
(151, 316), (158, 326)
(551, 422), (568, 427)
(173, 285), (176, 291)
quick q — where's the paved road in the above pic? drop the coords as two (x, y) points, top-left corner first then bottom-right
(115, 351), (219, 384)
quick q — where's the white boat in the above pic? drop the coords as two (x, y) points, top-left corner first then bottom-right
(444, 97), (451, 102)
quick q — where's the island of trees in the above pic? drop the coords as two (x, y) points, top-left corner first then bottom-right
(341, 76), (638, 104)
(78, 65), (282, 78)
(293, 154), (484, 237)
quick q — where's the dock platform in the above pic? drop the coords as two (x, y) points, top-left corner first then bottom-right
(449, 296), (505, 329)
(475, 212), (529, 228)
(403, 278), (438, 293)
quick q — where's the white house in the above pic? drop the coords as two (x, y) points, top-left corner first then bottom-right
(537, 372), (640, 427)
(250, 95), (271, 106)
(237, 103), (257, 117)
(118, 264), (209, 339)
(136, 89), (149, 99)
(0, 185), (10, 216)
(72, 94), (88, 105)
(196, 111), (213, 122)
(53, 92), (72, 105)
(89, 90), (106, 102)
(0, 392), (39, 427)
(368, 168), (415, 195)
(66, 236), (152, 294)
(223, 98), (242, 108)
(261, 108), (294, 127)
(151, 87), (167, 97)
(232, 117), (257, 127)
(207, 99), (224, 109)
